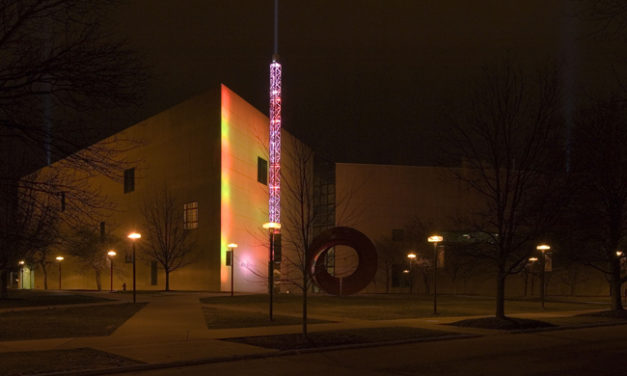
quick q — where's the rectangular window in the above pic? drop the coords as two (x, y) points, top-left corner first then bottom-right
(183, 201), (199, 230)
(150, 261), (158, 285)
(257, 157), (268, 185)
(124, 168), (135, 193)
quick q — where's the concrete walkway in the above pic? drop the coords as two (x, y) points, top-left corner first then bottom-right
(0, 292), (618, 368)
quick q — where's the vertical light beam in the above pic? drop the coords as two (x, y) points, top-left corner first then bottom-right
(269, 0), (281, 225)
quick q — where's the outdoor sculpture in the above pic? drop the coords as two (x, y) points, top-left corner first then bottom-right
(307, 226), (377, 295)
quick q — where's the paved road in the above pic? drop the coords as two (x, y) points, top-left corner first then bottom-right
(117, 324), (627, 376)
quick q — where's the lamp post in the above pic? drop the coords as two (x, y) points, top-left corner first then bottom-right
(428, 235), (443, 314)
(55, 256), (64, 290)
(537, 244), (550, 309)
(407, 251), (416, 294)
(107, 250), (117, 292)
(263, 222), (281, 321)
(524, 257), (538, 297)
(227, 243), (238, 297)
(620, 251), (626, 304)
(128, 232), (141, 304)
(18, 260), (24, 289)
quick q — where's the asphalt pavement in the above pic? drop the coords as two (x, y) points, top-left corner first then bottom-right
(114, 324), (627, 376)
(1, 292), (625, 376)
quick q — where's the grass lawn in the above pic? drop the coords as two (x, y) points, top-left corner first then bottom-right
(0, 348), (140, 376)
(0, 303), (146, 341)
(225, 326), (454, 350)
(203, 306), (332, 329)
(0, 290), (111, 309)
(200, 294), (607, 320)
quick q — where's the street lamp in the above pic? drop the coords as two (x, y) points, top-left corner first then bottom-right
(128, 232), (141, 304)
(407, 252), (416, 294)
(55, 256), (64, 290)
(107, 250), (117, 292)
(227, 243), (238, 297)
(537, 244), (550, 309)
(263, 222), (281, 321)
(428, 235), (443, 314)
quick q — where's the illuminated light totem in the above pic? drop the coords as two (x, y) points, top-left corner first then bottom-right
(269, 57), (281, 224)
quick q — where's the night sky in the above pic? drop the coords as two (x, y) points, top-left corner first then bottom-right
(109, 0), (623, 166)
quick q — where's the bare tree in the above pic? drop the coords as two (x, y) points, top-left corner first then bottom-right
(450, 60), (567, 318)
(66, 224), (119, 291)
(569, 93), (627, 310)
(375, 219), (439, 295)
(0, 0), (147, 294)
(375, 238), (405, 293)
(0, 146), (62, 296)
(281, 141), (316, 337)
(141, 187), (194, 291)
(280, 141), (361, 336)
(576, 0), (627, 36)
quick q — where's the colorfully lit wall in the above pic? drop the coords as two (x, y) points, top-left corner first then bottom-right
(220, 85), (272, 293)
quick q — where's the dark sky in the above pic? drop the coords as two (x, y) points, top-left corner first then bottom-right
(108, 0), (622, 166)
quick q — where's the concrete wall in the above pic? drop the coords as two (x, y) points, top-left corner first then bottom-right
(219, 85), (271, 293)
(34, 88), (221, 291)
(334, 163), (610, 297)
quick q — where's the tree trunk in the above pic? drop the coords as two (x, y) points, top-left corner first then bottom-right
(385, 263), (390, 294)
(303, 271), (308, 338)
(496, 272), (506, 319)
(165, 269), (170, 291)
(41, 262), (48, 290)
(95, 269), (102, 291)
(609, 259), (624, 311)
(0, 270), (7, 299)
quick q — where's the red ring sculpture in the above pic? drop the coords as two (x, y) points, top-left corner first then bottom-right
(307, 226), (378, 295)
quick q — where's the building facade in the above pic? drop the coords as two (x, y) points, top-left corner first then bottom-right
(20, 85), (608, 297)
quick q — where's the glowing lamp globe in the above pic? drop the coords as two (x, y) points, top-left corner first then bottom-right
(428, 235), (443, 243)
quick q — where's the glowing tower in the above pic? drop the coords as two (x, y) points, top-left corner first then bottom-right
(269, 3), (281, 225)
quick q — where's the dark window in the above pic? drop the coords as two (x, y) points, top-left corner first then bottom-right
(100, 222), (105, 239)
(226, 250), (232, 266)
(59, 192), (66, 212)
(392, 229), (404, 242)
(124, 168), (135, 193)
(257, 157), (268, 185)
(183, 201), (199, 230)
(150, 261), (158, 285)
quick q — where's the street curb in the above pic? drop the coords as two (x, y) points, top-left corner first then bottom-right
(31, 333), (480, 376)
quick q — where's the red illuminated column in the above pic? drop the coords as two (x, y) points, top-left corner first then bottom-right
(269, 57), (281, 224)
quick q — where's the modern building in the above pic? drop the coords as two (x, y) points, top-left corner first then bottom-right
(19, 84), (608, 297)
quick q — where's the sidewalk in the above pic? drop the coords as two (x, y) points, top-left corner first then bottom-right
(0, 292), (616, 367)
